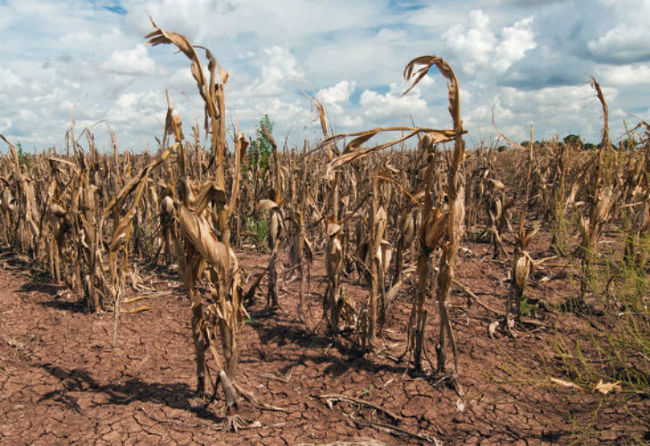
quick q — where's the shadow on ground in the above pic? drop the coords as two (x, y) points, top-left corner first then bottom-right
(38, 363), (221, 422)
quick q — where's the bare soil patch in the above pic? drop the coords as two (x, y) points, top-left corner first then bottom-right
(0, 242), (647, 445)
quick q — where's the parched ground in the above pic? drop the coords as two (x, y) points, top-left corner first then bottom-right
(0, 239), (648, 446)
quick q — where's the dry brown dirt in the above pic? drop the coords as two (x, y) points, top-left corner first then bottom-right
(0, 239), (647, 445)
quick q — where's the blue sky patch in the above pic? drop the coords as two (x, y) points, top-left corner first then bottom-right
(103, 5), (126, 15)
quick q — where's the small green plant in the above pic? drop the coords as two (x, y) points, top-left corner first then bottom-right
(15, 142), (30, 168)
(244, 215), (269, 251)
(247, 114), (274, 173)
(359, 384), (374, 398)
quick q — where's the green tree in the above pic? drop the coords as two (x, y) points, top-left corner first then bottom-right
(248, 114), (274, 173)
(16, 142), (29, 167)
(563, 134), (582, 148)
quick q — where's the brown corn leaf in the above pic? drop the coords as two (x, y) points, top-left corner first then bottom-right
(327, 221), (342, 237)
(161, 196), (174, 215)
(514, 254), (532, 288)
(403, 55), (461, 130)
(489, 179), (505, 190)
(422, 207), (448, 251)
(325, 128), (456, 181)
(379, 239), (393, 274)
(49, 204), (66, 218)
(591, 77), (610, 149)
(187, 182), (226, 214)
(594, 185), (614, 223)
(269, 209), (282, 249)
(177, 205), (230, 274)
(257, 199), (280, 212)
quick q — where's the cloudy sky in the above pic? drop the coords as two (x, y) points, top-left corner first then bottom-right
(1, 0), (649, 152)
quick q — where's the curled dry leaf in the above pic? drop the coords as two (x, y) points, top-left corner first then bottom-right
(327, 221), (342, 237)
(422, 207), (448, 251)
(550, 377), (582, 390)
(161, 195), (174, 215)
(595, 379), (621, 394)
(177, 205), (230, 275)
(489, 179), (506, 190)
(594, 185), (614, 223)
(257, 198), (279, 212)
(488, 320), (500, 339)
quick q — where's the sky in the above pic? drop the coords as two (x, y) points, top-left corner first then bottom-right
(1, 0), (649, 152)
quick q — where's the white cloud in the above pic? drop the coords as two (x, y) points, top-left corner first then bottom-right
(360, 82), (427, 121)
(443, 10), (496, 75)
(599, 64), (650, 86)
(0, 118), (12, 133)
(256, 46), (304, 95)
(588, 25), (650, 64)
(499, 17), (536, 69)
(442, 10), (536, 75)
(317, 81), (356, 114)
(584, 0), (650, 63)
(342, 115), (363, 128)
(0, 68), (23, 90)
(0, 0), (647, 151)
(103, 45), (156, 75)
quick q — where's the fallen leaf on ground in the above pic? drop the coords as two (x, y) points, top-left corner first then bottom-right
(550, 377), (582, 390)
(594, 380), (621, 394)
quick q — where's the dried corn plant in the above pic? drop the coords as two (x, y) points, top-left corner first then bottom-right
(318, 56), (464, 381)
(404, 57), (466, 386)
(621, 120), (650, 270)
(548, 139), (574, 256)
(312, 98), (347, 335)
(287, 149), (313, 323)
(1, 134), (112, 313)
(0, 136), (40, 255)
(486, 177), (509, 259)
(103, 142), (174, 341)
(465, 147), (511, 256)
(492, 125), (539, 332)
(146, 21), (251, 431)
(257, 125), (284, 308)
(578, 78), (618, 301)
(354, 172), (390, 351)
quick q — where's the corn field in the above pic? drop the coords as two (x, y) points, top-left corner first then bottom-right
(1, 23), (649, 445)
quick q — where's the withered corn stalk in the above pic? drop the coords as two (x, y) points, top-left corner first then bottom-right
(258, 125), (284, 308)
(408, 134), (446, 370)
(103, 143), (174, 342)
(486, 177), (508, 259)
(319, 55), (464, 375)
(578, 78), (617, 301)
(288, 149), (313, 323)
(355, 173), (388, 350)
(400, 57), (466, 384)
(493, 124), (538, 331)
(626, 122), (650, 269)
(509, 131), (537, 329)
(0, 136), (40, 255)
(146, 21), (250, 431)
(314, 99), (346, 336)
